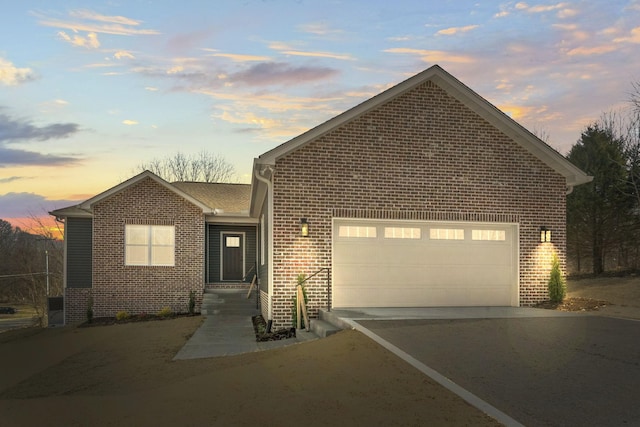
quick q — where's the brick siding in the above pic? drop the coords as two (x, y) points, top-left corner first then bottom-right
(90, 177), (204, 319)
(267, 80), (566, 329)
(65, 287), (92, 324)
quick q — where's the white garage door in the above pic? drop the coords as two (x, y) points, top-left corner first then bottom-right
(332, 219), (518, 308)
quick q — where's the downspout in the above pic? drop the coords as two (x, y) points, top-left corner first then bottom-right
(254, 164), (274, 330)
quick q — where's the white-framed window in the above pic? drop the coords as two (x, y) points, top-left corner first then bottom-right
(472, 229), (506, 241)
(384, 227), (421, 239)
(125, 224), (175, 266)
(338, 225), (377, 238)
(429, 228), (464, 240)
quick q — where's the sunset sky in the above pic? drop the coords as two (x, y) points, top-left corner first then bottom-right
(2, 1), (640, 233)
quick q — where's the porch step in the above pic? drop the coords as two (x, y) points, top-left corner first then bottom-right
(200, 289), (258, 317)
(318, 309), (354, 331)
(309, 319), (340, 338)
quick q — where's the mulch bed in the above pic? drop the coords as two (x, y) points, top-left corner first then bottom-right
(534, 297), (610, 312)
(252, 315), (296, 341)
(79, 313), (199, 327)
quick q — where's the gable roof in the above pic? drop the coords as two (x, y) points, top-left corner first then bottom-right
(50, 170), (253, 219)
(75, 170), (214, 213)
(256, 64), (591, 188)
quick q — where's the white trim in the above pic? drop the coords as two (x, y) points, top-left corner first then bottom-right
(220, 231), (246, 281)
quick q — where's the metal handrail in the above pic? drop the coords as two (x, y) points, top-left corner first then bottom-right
(299, 267), (331, 312)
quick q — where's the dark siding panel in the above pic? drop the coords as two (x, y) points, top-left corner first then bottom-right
(207, 225), (257, 283)
(66, 217), (92, 288)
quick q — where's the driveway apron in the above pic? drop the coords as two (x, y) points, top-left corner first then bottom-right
(356, 315), (640, 427)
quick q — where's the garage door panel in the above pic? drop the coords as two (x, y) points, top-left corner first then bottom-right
(333, 219), (518, 308)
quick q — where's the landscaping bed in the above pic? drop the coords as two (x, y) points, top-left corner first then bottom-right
(534, 297), (610, 312)
(251, 314), (296, 341)
(79, 312), (199, 327)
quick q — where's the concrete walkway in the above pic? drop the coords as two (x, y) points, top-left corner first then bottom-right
(174, 289), (317, 360)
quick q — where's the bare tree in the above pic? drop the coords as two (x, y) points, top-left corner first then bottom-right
(135, 150), (236, 183)
(532, 125), (551, 143)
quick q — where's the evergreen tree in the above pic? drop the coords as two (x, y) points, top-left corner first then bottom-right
(548, 253), (566, 303)
(567, 124), (632, 274)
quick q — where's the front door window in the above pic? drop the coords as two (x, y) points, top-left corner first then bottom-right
(222, 234), (244, 281)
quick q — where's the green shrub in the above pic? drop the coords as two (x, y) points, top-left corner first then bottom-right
(548, 253), (566, 303)
(115, 310), (129, 321)
(157, 306), (173, 317)
(188, 290), (196, 315)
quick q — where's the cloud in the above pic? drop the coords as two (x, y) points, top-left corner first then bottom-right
(0, 113), (79, 142)
(297, 22), (344, 36)
(57, 31), (100, 48)
(0, 57), (36, 86)
(436, 25), (479, 36)
(0, 176), (24, 184)
(565, 45), (617, 56)
(268, 41), (354, 60)
(114, 50), (135, 59)
(513, 2), (575, 17)
(204, 51), (271, 62)
(279, 49), (354, 61)
(614, 27), (640, 44)
(229, 62), (338, 86)
(35, 9), (160, 36)
(384, 48), (475, 64)
(0, 113), (80, 167)
(0, 192), (82, 218)
(122, 119), (138, 125)
(145, 86), (159, 91)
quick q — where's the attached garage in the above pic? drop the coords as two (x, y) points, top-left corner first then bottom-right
(332, 219), (519, 308)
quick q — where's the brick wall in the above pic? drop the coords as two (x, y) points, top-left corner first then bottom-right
(91, 177), (204, 318)
(65, 287), (92, 324)
(268, 80), (566, 329)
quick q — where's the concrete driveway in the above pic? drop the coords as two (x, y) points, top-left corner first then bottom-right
(332, 308), (640, 426)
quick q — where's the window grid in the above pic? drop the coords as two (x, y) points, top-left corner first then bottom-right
(384, 227), (421, 239)
(429, 228), (465, 240)
(472, 229), (506, 241)
(338, 225), (377, 238)
(125, 225), (175, 266)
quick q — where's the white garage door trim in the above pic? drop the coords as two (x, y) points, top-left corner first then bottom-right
(332, 218), (519, 308)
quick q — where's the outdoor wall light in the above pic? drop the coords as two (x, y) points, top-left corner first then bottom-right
(300, 218), (309, 237)
(540, 227), (551, 243)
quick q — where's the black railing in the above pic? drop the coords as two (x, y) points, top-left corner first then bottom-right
(299, 267), (331, 312)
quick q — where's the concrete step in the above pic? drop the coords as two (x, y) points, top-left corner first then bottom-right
(310, 319), (340, 338)
(318, 309), (354, 330)
(200, 289), (258, 317)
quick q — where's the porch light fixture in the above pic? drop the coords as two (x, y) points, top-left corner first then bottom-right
(300, 218), (309, 237)
(540, 227), (551, 243)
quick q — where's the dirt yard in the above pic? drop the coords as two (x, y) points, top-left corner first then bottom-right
(566, 275), (640, 319)
(1, 276), (637, 426)
(0, 316), (500, 427)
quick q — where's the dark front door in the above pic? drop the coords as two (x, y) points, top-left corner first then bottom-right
(222, 233), (244, 281)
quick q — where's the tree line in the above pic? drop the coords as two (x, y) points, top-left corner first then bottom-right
(566, 92), (640, 275)
(0, 218), (63, 323)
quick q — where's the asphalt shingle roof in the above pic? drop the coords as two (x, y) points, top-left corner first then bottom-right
(171, 182), (251, 215)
